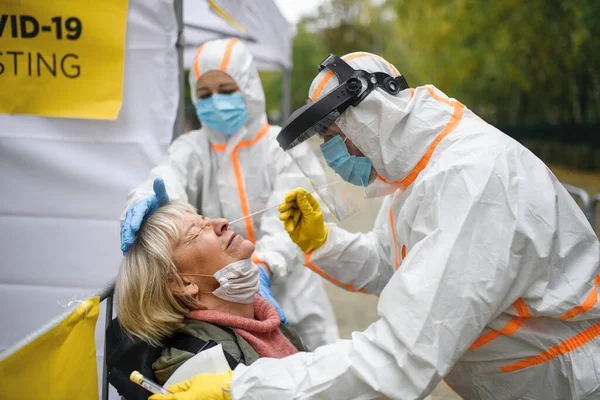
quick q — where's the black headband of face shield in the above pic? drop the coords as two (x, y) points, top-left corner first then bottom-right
(277, 54), (409, 150)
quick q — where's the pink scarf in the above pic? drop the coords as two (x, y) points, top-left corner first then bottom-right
(187, 295), (298, 359)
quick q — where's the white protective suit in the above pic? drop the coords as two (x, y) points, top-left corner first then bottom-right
(229, 53), (600, 399)
(124, 38), (338, 350)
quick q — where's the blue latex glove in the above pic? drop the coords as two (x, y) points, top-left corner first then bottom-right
(120, 177), (169, 255)
(257, 265), (288, 325)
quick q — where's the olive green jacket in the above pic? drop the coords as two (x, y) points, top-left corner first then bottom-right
(153, 318), (306, 385)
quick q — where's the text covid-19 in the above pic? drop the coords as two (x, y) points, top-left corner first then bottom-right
(1, 14), (82, 79)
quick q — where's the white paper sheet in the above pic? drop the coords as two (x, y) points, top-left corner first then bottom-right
(164, 344), (231, 387)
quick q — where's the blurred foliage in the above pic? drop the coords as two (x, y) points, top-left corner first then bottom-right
(264, 0), (599, 126)
(390, 0), (600, 125)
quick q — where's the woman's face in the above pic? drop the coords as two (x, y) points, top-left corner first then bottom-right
(173, 212), (255, 276)
(196, 70), (240, 99)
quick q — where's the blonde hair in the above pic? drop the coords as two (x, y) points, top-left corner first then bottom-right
(116, 200), (200, 346)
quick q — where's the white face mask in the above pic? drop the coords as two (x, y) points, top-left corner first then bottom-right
(181, 258), (260, 304)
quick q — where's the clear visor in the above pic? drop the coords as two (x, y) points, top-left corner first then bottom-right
(286, 110), (371, 223)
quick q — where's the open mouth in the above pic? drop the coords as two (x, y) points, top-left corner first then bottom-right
(226, 233), (237, 249)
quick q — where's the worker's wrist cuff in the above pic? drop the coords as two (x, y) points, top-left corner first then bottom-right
(309, 223), (336, 259)
(252, 251), (286, 281)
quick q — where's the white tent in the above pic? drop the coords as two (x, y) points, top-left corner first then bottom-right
(0, 1), (178, 397)
(0, 1), (291, 398)
(183, 0), (292, 71)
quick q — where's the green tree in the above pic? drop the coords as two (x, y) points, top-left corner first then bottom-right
(265, 0), (599, 127)
(390, 0), (600, 125)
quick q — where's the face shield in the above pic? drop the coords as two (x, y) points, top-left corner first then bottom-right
(277, 55), (409, 222)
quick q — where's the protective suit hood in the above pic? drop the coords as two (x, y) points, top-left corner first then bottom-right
(308, 52), (455, 188)
(189, 38), (268, 149)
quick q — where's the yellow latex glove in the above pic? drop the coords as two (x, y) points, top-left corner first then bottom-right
(278, 188), (328, 253)
(149, 371), (233, 400)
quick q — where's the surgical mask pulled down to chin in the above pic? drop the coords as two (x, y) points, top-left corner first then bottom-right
(181, 258), (260, 304)
(320, 135), (373, 187)
(196, 92), (248, 136)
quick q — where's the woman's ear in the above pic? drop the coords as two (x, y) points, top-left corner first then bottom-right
(168, 275), (199, 297)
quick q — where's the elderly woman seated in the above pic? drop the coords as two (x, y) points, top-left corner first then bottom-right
(115, 200), (306, 385)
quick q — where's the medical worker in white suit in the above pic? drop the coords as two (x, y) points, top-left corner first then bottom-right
(149, 51), (600, 400)
(123, 38), (338, 351)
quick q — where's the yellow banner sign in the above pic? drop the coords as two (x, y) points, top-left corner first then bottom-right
(0, 0), (128, 119)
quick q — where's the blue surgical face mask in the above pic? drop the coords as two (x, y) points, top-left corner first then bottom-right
(320, 135), (373, 187)
(196, 92), (248, 136)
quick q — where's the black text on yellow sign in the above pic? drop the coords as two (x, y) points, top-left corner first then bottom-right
(0, 0), (128, 120)
(1, 15), (83, 78)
